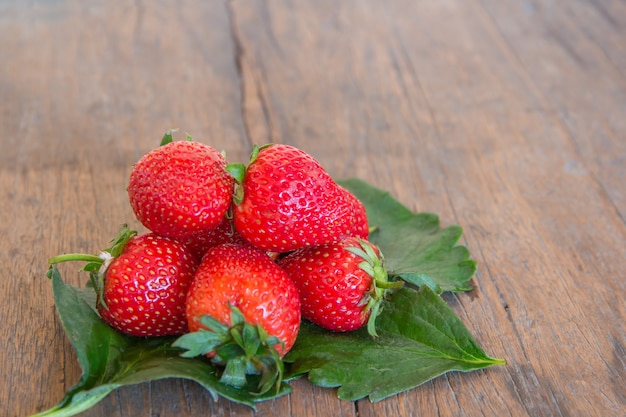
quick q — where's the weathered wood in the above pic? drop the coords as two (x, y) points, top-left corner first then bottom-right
(1, 1), (624, 416)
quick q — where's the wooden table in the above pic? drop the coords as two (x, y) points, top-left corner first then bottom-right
(2, 1), (624, 416)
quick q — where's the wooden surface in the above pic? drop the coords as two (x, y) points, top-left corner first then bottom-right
(1, 1), (624, 416)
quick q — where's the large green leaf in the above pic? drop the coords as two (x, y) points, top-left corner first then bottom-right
(284, 287), (504, 402)
(339, 178), (476, 292)
(31, 267), (291, 417)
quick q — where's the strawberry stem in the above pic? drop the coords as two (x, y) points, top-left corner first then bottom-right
(45, 224), (137, 309)
(47, 225), (136, 268)
(48, 253), (104, 265)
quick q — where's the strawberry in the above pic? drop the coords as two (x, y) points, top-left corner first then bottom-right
(229, 144), (355, 252)
(177, 214), (247, 261)
(128, 132), (234, 239)
(340, 185), (369, 239)
(278, 236), (402, 336)
(173, 243), (301, 394)
(48, 225), (199, 337)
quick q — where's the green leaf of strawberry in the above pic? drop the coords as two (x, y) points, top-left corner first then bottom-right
(284, 286), (505, 402)
(338, 178), (476, 293)
(172, 305), (286, 395)
(32, 267), (292, 417)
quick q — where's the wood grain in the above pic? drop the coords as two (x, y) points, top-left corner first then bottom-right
(1, 1), (624, 416)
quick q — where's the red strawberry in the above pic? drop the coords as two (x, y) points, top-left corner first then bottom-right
(97, 233), (199, 336)
(340, 186), (369, 239)
(177, 214), (247, 261)
(230, 144), (355, 252)
(183, 243), (301, 355)
(173, 243), (301, 393)
(48, 225), (199, 337)
(279, 236), (402, 336)
(128, 134), (234, 239)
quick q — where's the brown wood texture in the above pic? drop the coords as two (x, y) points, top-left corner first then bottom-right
(1, 1), (624, 416)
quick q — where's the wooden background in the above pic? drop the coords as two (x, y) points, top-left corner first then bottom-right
(1, 1), (624, 416)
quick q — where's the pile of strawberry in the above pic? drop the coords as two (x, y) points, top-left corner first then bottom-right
(49, 133), (400, 393)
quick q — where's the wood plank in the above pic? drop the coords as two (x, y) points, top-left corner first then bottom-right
(1, 0), (624, 416)
(477, 0), (626, 216)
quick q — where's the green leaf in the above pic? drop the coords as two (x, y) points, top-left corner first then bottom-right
(173, 305), (287, 396)
(32, 267), (290, 417)
(284, 287), (505, 402)
(338, 178), (476, 293)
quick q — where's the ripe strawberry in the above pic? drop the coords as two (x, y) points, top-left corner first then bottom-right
(340, 186), (369, 239)
(230, 144), (355, 252)
(177, 214), (247, 261)
(128, 133), (234, 239)
(279, 236), (402, 336)
(48, 225), (199, 337)
(97, 233), (199, 336)
(173, 243), (301, 394)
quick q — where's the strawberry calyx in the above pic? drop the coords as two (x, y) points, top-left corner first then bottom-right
(345, 239), (404, 337)
(159, 128), (179, 146)
(47, 224), (137, 309)
(173, 304), (285, 395)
